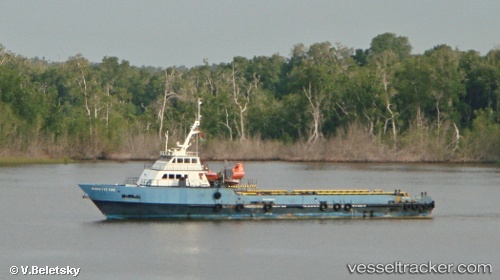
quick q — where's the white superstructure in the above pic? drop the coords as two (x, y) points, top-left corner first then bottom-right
(134, 100), (211, 187)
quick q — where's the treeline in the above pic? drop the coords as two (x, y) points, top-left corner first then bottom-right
(0, 33), (499, 162)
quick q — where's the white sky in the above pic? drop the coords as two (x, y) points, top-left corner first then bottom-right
(1, 0), (499, 67)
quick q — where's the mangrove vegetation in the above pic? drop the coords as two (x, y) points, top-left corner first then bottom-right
(0, 33), (499, 162)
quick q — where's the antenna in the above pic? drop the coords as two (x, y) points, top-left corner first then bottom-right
(196, 99), (202, 155)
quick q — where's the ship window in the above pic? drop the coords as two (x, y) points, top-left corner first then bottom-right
(192, 158), (198, 163)
(184, 174), (188, 178)
(176, 174), (181, 179)
(176, 158), (183, 163)
(162, 174), (168, 179)
(169, 174), (175, 179)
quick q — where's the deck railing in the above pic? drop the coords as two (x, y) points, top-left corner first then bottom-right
(144, 163), (203, 171)
(123, 177), (139, 185)
(160, 151), (198, 157)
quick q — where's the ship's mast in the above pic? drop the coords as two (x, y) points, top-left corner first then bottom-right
(174, 99), (202, 156)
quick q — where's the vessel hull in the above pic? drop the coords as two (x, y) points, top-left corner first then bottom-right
(79, 184), (434, 220)
(91, 200), (432, 220)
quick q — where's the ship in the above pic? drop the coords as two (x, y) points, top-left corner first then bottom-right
(79, 100), (435, 220)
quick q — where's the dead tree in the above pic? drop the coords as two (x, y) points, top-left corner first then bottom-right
(231, 64), (257, 141)
(304, 83), (323, 144)
(158, 69), (178, 140)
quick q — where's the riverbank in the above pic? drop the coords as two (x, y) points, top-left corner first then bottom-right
(2, 136), (497, 165)
(199, 137), (499, 164)
(2, 123), (498, 166)
(0, 157), (74, 167)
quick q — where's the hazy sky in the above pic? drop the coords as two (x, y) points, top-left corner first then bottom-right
(1, 0), (499, 67)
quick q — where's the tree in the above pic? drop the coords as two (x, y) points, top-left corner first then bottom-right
(368, 33), (413, 148)
(338, 66), (384, 137)
(230, 58), (259, 141)
(464, 109), (500, 161)
(369, 49), (401, 147)
(1, 38), (500, 161)
(0, 44), (14, 65)
(157, 68), (178, 140)
(461, 49), (500, 127)
(370, 32), (412, 59)
(394, 55), (433, 130)
(352, 48), (369, 66)
(424, 45), (465, 134)
(288, 42), (353, 143)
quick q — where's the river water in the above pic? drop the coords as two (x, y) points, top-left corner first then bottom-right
(1, 162), (498, 279)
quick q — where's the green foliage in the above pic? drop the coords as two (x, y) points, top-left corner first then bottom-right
(0, 34), (499, 161)
(0, 102), (19, 146)
(370, 32), (412, 59)
(463, 110), (500, 161)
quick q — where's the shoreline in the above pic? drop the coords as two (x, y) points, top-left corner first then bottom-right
(0, 157), (74, 167)
(1, 155), (498, 167)
(1, 137), (499, 166)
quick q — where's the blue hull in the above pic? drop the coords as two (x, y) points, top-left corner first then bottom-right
(91, 200), (432, 220)
(79, 184), (434, 220)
